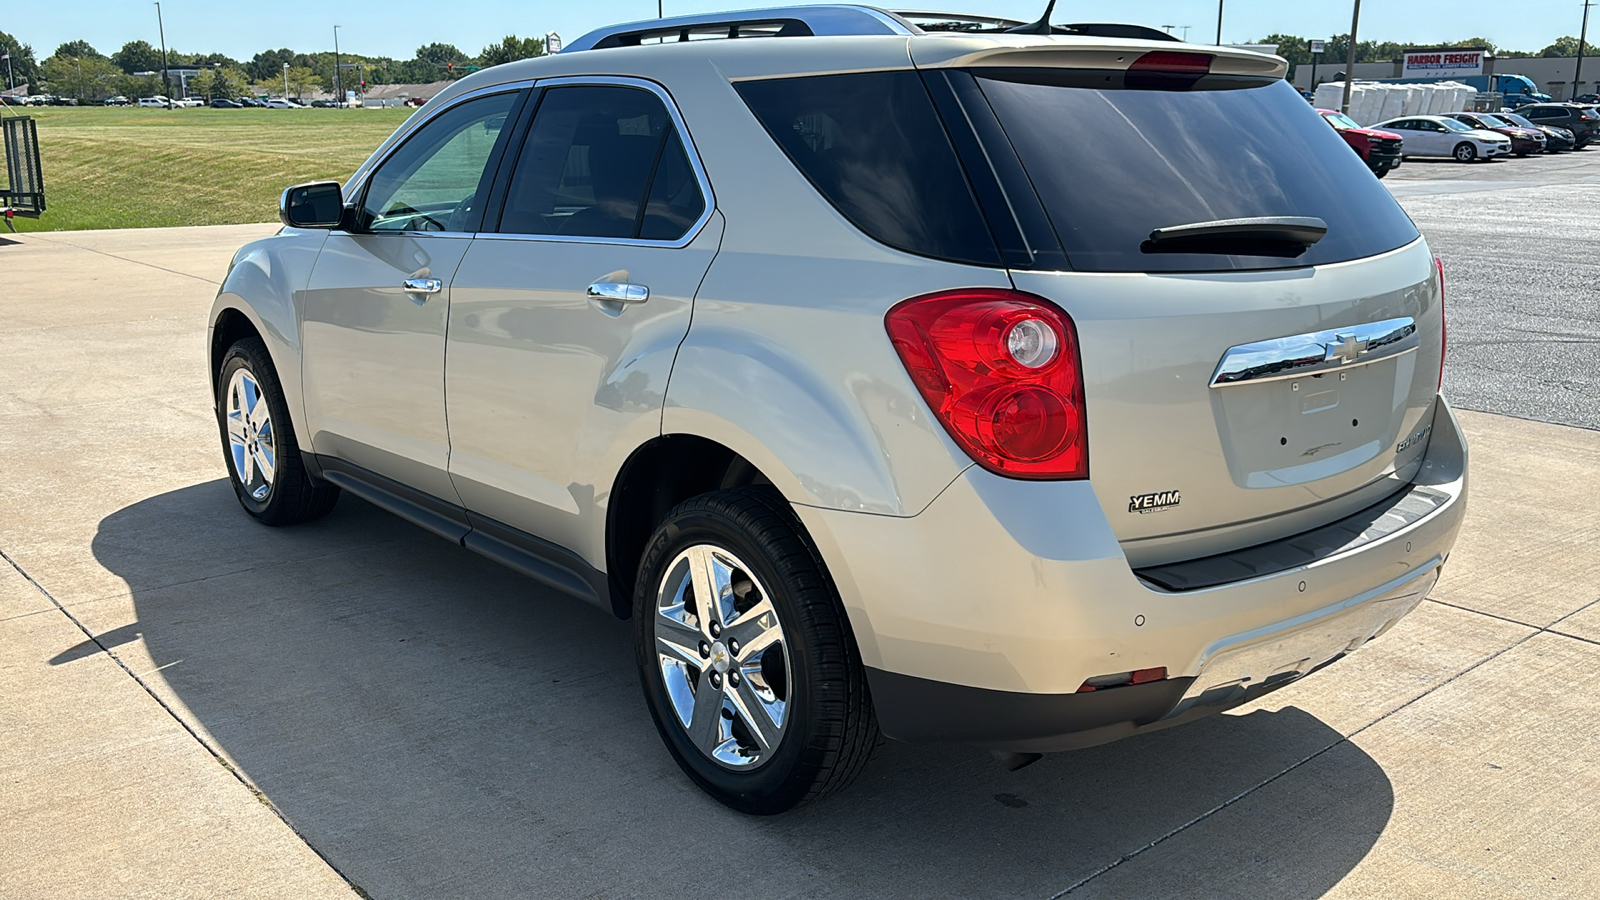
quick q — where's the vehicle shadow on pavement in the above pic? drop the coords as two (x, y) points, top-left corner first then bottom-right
(93, 480), (1393, 899)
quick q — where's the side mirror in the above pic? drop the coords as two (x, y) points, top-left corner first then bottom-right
(279, 181), (344, 229)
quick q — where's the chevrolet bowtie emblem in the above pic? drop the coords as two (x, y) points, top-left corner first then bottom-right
(1325, 333), (1369, 364)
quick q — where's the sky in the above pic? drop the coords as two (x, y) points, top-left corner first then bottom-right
(2, 1), (1592, 61)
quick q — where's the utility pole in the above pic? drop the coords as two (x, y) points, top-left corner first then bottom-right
(3, 49), (14, 94)
(333, 25), (341, 107)
(1215, 0), (1224, 44)
(1576, 1), (1594, 101)
(155, 1), (170, 108)
(1341, 0), (1362, 114)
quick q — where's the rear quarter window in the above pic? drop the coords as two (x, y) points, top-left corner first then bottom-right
(735, 72), (1001, 267)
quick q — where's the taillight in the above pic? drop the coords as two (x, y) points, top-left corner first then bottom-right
(1435, 256), (1447, 392)
(886, 289), (1087, 480)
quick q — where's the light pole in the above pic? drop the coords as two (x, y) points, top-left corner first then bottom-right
(1341, 0), (1362, 115)
(333, 25), (341, 106)
(283, 62), (290, 102)
(1576, 1), (1594, 100)
(3, 49), (13, 93)
(154, 1), (170, 107)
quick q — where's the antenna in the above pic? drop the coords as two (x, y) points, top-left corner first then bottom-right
(1005, 0), (1058, 34)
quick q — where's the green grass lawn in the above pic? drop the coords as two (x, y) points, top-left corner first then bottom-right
(1, 106), (416, 232)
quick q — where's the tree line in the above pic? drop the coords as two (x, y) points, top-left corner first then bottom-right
(0, 30), (546, 102)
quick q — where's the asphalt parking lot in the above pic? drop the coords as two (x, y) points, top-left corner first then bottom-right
(2, 154), (1598, 899)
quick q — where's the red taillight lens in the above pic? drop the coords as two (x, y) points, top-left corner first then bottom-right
(886, 289), (1087, 479)
(1128, 51), (1214, 74)
(1435, 256), (1447, 392)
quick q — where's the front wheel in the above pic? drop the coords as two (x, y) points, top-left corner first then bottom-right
(1373, 166), (1389, 179)
(216, 337), (340, 525)
(1453, 142), (1478, 162)
(634, 488), (878, 814)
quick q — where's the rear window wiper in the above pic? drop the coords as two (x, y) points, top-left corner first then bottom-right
(1142, 216), (1328, 258)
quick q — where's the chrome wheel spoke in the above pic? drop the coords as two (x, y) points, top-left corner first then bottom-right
(685, 672), (725, 756)
(725, 678), (777, 754)
(656, 615), (705, 670)
(686, 544), (734, 634)
(725, 598), (780, 662)
(253, 445), (276, 483)
(226, 412), (249, 447)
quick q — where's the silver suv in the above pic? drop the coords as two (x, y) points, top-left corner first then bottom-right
(210, 6), (1467, 814)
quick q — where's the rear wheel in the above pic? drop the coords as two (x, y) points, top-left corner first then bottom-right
(216, 337), (340, 525)
(1453, 142), (1478, 162)
(634, 488), (877, 814)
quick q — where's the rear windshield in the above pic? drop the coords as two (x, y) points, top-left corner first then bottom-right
(975, 72), (1420, 272)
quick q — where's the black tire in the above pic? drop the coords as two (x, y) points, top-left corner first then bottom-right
(1373, 166), (1389, 179)
(216, 337), (340, 525)
(634, 487), (878, 815)
(1453, 142), (1477, 162)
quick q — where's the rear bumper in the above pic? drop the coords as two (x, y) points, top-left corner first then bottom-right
(797, 397), (1468, 752)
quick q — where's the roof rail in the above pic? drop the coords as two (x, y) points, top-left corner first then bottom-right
(560, 4), (1184, 53)
(562, 5), (916, 53)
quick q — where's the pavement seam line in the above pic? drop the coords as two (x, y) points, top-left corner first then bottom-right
(1426, 595), (1600, 644)
(1047, 594), (1600, 898)
(20, 233), (223, 286)
(0, 545), (369, 899)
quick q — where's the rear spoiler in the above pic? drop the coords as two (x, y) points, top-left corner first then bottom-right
(910, 36), (1287, 80)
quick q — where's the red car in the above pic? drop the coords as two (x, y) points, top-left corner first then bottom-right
(1445, 112), (1547, 156)
(1318, 109), (1404, 178)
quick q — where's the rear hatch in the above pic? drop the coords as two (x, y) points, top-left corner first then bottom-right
(915, 42), (1445, 564)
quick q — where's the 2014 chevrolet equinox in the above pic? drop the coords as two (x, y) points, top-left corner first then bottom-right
(209, 6), (1467, 814)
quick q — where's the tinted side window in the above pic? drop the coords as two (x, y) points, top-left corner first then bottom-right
(976, 73), (1420, 273)
(497, 85), (703, 241)
(361, 92), (518, 233)
(736, 72), (1000, 267)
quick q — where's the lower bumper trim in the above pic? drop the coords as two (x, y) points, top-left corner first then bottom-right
(867, 668), (1193, 752)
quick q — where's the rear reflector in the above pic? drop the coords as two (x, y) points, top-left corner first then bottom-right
(1077, 667), (1168, 692)
(1128, 51), (1214, 74)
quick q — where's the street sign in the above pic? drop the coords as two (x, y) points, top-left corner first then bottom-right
(1309, 40), (1326, 54)
(547, 32), (563, 54)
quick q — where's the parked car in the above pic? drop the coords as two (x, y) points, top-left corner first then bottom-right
(1372, 115), (1511, 161)
(238, 97), (268, 108)
(1318, 109), (1403, 177)
(213, 8), (1464, 813)
(403, 96), (428, 107)
(1518, 103), (1599, 147)
(137, 96), (170, 108)
(210, 97), (243, 108)
(174, 97), (204, 108)
(1496, 111), (1576, 151)
(1574, 93), (1600, 104)
(1444, 112), (1546, 156)
(266, 98), (306, 109)
(309, 98), (339, 108)
(47, 96), (79, 107)
(103, 95), (130, 106)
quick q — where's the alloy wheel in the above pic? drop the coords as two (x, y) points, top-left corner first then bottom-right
(225, 367), (276, 502)
(653, 544), (791, 769)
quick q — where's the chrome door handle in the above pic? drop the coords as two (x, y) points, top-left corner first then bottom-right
(587, 282), (649, 304)
(403, 277), (443, 294)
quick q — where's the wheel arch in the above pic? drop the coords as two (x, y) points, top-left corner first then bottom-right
(605, 433), (785, 619)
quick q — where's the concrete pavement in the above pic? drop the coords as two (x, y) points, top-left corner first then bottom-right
(1, 220), (1597, 898)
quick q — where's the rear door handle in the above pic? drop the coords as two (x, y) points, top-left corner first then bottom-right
(403, 277), (443, 294)
(587, 282), (649, 304)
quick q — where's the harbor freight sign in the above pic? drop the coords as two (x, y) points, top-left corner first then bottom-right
(1403, 49), (1486, 78)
